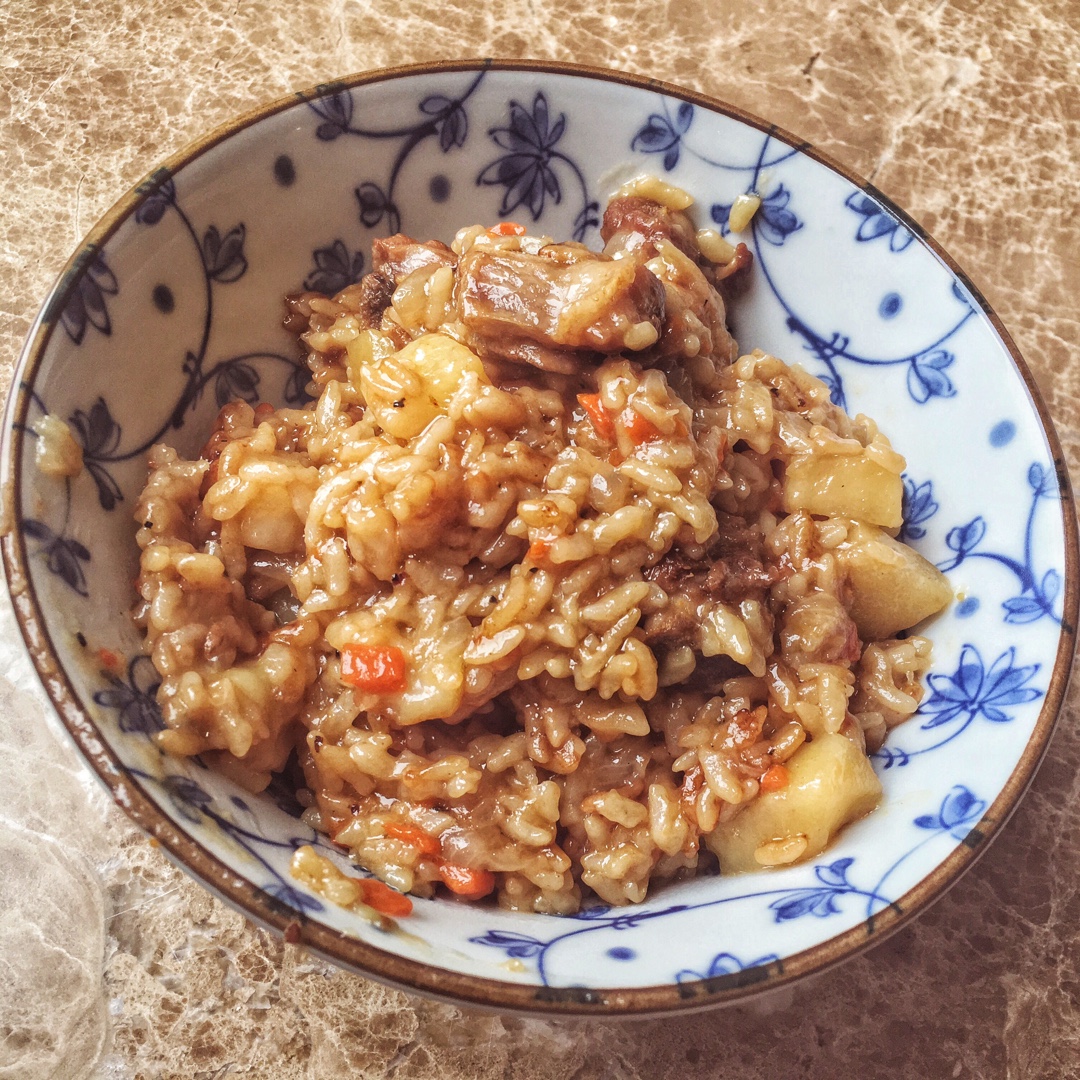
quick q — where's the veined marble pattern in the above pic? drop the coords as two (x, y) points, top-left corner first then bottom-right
(1, 1), (1078, 1078)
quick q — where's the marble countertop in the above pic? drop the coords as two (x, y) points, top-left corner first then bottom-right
(2, 1), (1078, 1077)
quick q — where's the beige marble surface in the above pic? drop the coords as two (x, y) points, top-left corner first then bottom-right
(2, 1), (1079, 1077)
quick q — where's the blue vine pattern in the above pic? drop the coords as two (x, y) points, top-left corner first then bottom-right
(874, 644), (1042, 768)
(471, 856), (895, 986)
(478, 91), (599, 241)
(629, 100), (801, 174)
(865, 786), (985, 920)
(130, 764), (327, 915)
(26, 170), (307, 597)
(302, 72), (486, 234)
(936, 462), (1064, 625)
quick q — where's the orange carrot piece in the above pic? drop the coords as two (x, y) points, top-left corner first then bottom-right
(576, 393), (615, 440)
(438, 863), (496, 900)
(488, 221), (526, 236)
(253, 402), (276, 422)
(760, 763), (790, 793)
(359, 878), (413, 917)
(340, 644), (407, 692)
(527, 539), (552, 562)
(97, 647), (121, 671)
(385, 822), (442, 857)
(621, 409), (664, 445)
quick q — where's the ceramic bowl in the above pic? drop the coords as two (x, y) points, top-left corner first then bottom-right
(3, 60), (1076, 1015)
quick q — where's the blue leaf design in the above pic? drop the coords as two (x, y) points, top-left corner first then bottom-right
(906, 350), (956, 404)
(939, 786), (983, 830)
(756, 185), (803, 246)
(262, 881), (325, 913)
(946, 517), (987, 555)
(310, 90), (354, 140)
(469, 930), (545, 959)
(304, 240), (366, 294)
(844, 191), (914, 251)
(203, 224), (248, 284)
(1041, 569), (1061, 603)
(215, 361), (260, 408)
(815, 858), (854, 888)
(675, 101), (694, 132)
(631, 116), (678, 153)
(899, 475), (938, 541)
(1003, 596), (1049, 624)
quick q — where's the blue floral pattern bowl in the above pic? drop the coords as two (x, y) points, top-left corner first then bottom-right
(3, 61), (1076, 1014)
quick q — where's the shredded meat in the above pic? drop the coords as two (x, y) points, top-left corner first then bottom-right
(455, 247), (665, 374)
(642, 514), (780, 650)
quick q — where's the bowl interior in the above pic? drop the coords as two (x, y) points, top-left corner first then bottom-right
(4, 62), (1075, 1013)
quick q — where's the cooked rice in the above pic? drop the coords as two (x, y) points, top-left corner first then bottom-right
(132, 184), (948, 912)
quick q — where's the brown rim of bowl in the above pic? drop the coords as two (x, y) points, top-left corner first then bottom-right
(2, 57), (1077, 1017)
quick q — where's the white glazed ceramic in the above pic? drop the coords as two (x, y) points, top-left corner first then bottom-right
(3, 61), (1076, 1015)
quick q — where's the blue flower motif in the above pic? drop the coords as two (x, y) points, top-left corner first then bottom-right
(93, 655), (162, 735)
(60, 250), (119, 345)
(906, 349), (956, 404)
(478, 92), (567, 220)
(899, 475), (938, 541)
(921, 645), (1042, 730)
(914, 785), (986, 840)
(845, 191), (914, 252)
(710, 185), (802, 246)
(303, 240), (366, 295)
(675, 950), (780, 984)
(770, 858), (856, 921)
(631, 102), (694, 171)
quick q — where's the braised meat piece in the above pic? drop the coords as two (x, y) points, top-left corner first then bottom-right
(642, 513), (780, 651)
(601, 195), (701, 261)
(371, 234), (458, 284)
(455, 247), (665, 374)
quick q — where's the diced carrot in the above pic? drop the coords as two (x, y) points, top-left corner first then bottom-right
(760, 764), (790, 793)
(620, 409), (663, 445)
(358, 877), (413, 917)
(527, 539), (551, 562)
(385, 821), (442, 857)
(254, 402), (276, 422)
(576, 393), (615, 440)
(438, 863), (496, 900)
(488, 221), (526, 236)
(340, 644), (407, 693)
(97, 647), (121, 672)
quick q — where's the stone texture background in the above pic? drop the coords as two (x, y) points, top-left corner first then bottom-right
(1, 1), (1078, 1077)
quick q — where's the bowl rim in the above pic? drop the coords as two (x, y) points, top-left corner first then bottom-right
(3, 57), (1077, 1016)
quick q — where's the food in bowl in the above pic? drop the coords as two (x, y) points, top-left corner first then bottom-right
(131, 178), (951, 913)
